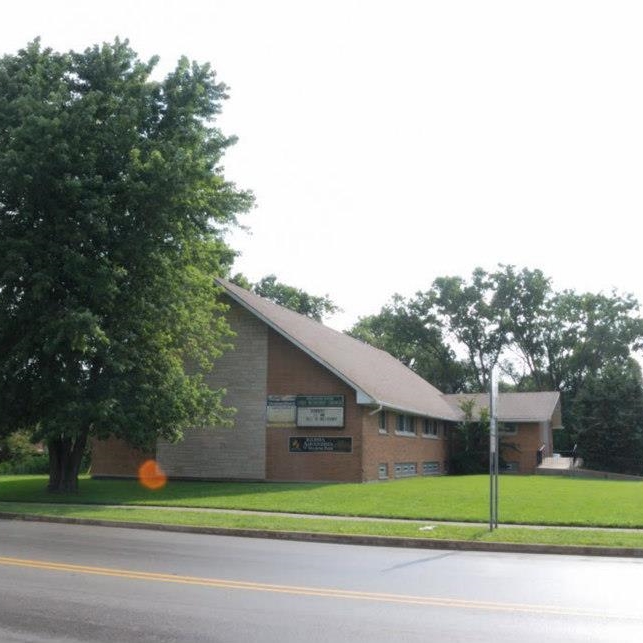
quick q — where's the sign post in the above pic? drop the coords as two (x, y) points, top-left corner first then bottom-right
(489, 367), (499, 530)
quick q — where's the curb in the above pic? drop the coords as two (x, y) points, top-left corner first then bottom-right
(2, 511), (643, 559)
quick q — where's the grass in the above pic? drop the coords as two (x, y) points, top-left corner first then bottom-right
(3, 501), (643, 550)
(2, 474), (643, 528)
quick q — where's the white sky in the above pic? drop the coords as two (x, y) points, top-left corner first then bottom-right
(4, 1), (643, 331)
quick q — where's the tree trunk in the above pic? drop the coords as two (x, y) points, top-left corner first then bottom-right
(47, 429), (89, 493)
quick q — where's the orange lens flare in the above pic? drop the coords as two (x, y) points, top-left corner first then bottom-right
(138, 459), (167, 490)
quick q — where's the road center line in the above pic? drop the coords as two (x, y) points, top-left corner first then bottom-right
(0, 555), (637, 620)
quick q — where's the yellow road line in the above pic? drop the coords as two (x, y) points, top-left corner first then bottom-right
(0, 555), (638, 620)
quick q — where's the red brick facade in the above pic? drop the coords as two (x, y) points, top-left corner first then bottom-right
(263, 328), (451, 482)
(91, 435), (152, 477)
(361, 411), (450, 481)
(500, 423), (547, 474)
(90, 290), (558, 482)
(265, 329), (363, 482)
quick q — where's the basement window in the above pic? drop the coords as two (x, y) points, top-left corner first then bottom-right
(394, 462), (417, 478)
(422, 461), (440, 475)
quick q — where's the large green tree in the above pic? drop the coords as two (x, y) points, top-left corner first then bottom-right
(541, 290), (643, 393)
(545, 291), (643, 451)
(492, 265), (552, 389)
(0, 40), (253, 491)
(573, 360), (643, 475)
(421, 268), (507, 390)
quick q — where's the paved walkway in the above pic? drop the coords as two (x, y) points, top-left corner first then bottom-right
(3, 501), (642, 533)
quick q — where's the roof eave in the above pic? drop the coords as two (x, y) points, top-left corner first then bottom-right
(357, 395), (459, 422)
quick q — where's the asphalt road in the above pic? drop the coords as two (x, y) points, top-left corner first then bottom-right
(1, 520), (642, 642)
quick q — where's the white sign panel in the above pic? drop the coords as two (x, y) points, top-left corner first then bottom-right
(266, 395), (297, 424)
(296, 406), (345, 428)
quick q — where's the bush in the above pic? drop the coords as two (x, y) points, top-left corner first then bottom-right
(0, 430), (50, 475)
(0, 453), (49, 474)
(0, 430), (92, 476)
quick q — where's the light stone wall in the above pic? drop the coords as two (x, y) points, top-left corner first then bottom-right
(156, 299), (268, 479)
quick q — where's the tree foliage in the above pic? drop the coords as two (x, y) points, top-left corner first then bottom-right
(448, 399), (490, 474)
(423, 265), (643, 396)
(0, 430), (49, 474)
(422, 268), (507, 390)
(573, 360), (643, 475)
(232, 273), (340, 321)
(543, 291), (643, 392)
(347, 294), (469, 393)
(492, 265), (551, 389)
(0, 40), (253, 491)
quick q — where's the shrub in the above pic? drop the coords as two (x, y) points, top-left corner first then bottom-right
(0, 453), (49, 474)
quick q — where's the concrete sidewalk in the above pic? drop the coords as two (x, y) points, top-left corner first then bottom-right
(1, 502), (643, 559)
(67, 502), (643, 533)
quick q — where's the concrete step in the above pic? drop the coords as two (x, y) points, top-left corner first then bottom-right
(539, 456), (573, 470)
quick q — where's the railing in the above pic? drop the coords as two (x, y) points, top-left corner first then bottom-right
(556, 444), (578, 468)
(536, 444), (546, 466)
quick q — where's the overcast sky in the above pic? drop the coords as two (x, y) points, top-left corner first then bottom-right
(4, 1), (643, 330)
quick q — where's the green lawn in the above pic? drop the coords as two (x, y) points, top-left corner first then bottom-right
(3, 501), (643, 550)
(2, 474), (643, 528)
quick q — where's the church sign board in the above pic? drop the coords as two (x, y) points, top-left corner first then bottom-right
(295, 395), (345, 428)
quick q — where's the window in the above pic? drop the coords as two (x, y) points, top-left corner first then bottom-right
(503, 462), (519, 472)
(396, 414), (416, 435)
(378, 410), (388, 434)
(422, 418), (441, 438)
(422, 461), (440, 475)
(499, 422), (517, 435)
(394, 462), (417, 478)
(378, 463), (388, 479)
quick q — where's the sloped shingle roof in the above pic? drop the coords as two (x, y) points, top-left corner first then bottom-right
(444, 392), (561, 423)
(217, 279), (459, 421)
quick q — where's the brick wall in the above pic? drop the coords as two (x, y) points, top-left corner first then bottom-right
(266, 329), (364, 482)
(501, 423), (543, 474)
(156, 299), (268, 479)
(90, 436), (153, 477)
(361, 411), (450, 481)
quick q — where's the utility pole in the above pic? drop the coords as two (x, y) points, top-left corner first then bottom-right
(489, 367), (499, 530)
